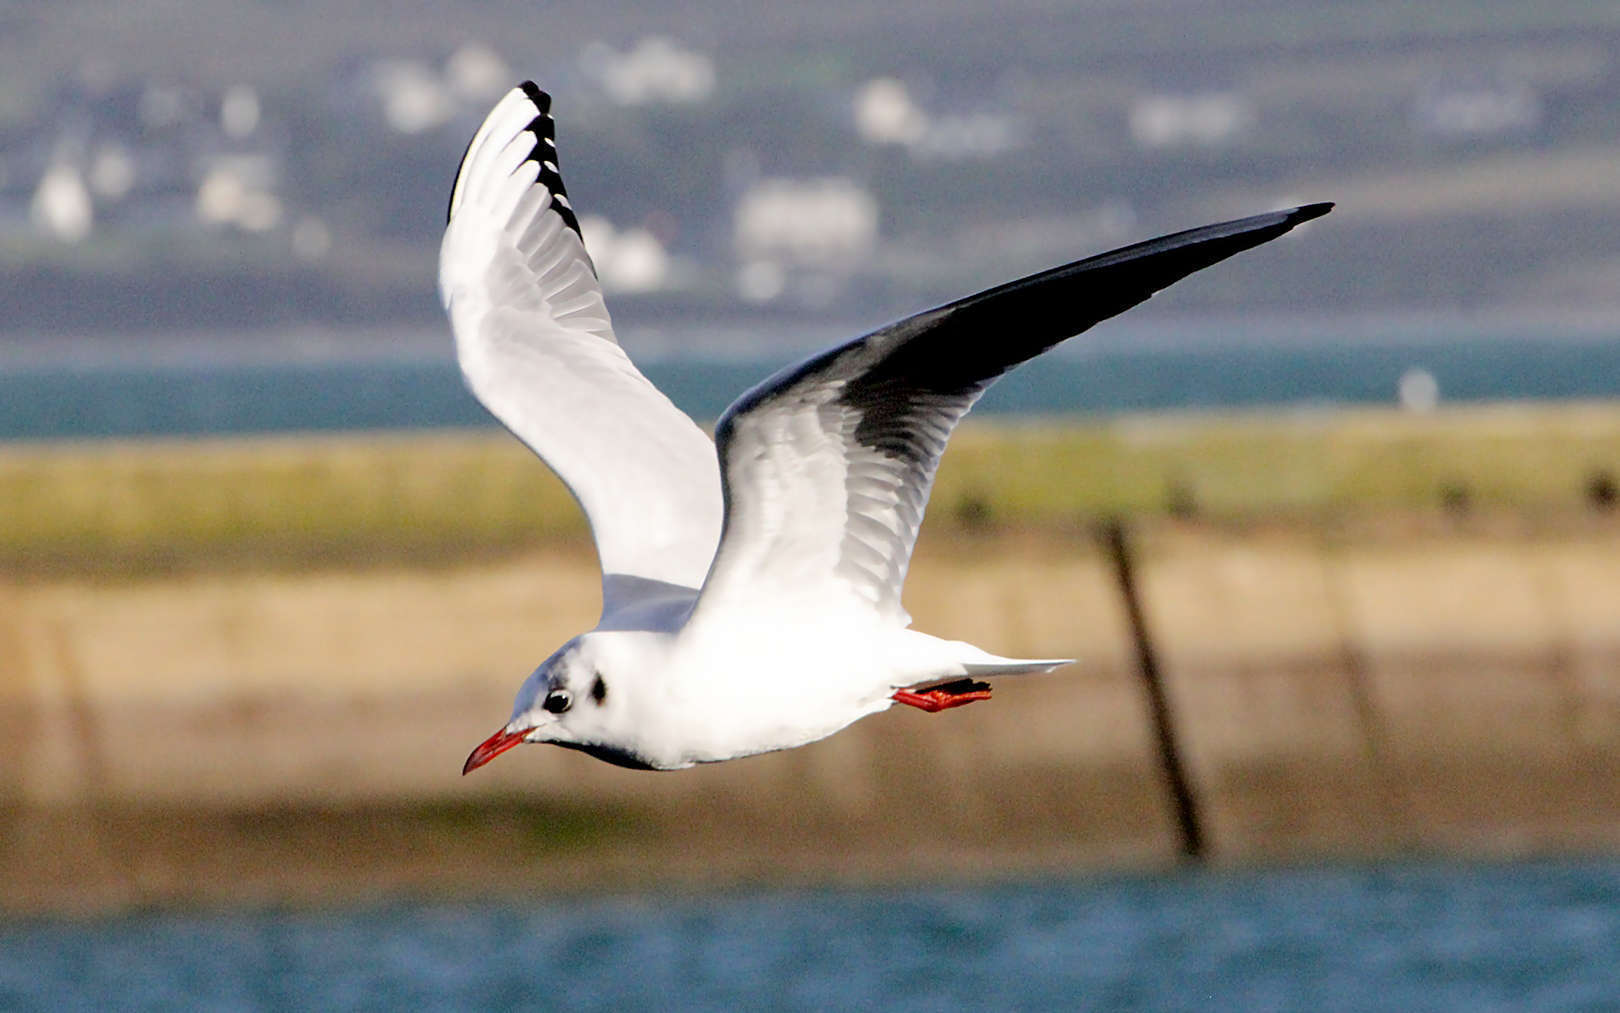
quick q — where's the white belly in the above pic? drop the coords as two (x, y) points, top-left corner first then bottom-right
(633, 620), (964, 767)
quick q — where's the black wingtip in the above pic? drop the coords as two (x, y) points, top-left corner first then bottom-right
(518, 80), (550, 113)
(509, 85), (582, 242)
(1291, 201), (1334, 224)
(446, 82), (556, 226)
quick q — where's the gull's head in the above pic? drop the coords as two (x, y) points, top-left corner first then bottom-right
(462, 632), (651, 773)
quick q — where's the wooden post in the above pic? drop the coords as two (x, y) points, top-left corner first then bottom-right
(1099, 518), (1205, 860)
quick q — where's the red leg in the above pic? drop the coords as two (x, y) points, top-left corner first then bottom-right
(892, 680), (992, 712)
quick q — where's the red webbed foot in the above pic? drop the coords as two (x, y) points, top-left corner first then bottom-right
(892, 678), (992, 712)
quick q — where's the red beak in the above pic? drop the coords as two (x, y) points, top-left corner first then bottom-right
(462, 725), (535, 775)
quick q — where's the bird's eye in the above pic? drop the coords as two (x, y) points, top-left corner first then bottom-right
(542, 689), (573, 714)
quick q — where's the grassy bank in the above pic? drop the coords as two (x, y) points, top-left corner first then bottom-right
(4, 403), (1620, 576)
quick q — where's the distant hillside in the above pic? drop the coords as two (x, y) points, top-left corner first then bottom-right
(4, 0), (1620, 341)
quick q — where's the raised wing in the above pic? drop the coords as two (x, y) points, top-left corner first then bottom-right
(695, 203), (1333, 624)
(440, 84), (723, 618)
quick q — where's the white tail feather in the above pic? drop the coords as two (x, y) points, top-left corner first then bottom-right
(961, 658), (1073, 677)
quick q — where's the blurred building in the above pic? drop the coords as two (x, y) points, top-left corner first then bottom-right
(732, 177), (878, 304)
(1412, 78), (1541, 138)
(1128, 92), (1255, 149)
(578, 213), (672, 293)
(580, 36), (716, 107)
(31, 161), (93, 242)
(369, 58), (456, 134)
(853, 77), (1022, 161)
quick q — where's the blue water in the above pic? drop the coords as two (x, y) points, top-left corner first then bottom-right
(4, 860), (1619, 1011)
(6, 329), (1620, 439)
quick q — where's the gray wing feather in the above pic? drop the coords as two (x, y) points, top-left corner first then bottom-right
(699, 203), (1333, 621)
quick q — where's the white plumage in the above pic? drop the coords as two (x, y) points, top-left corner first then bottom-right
(440, 86), (723, 616)
(444, 83), (1331, 772)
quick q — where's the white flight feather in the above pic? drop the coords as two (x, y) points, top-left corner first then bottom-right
(440, 87), (723, 620)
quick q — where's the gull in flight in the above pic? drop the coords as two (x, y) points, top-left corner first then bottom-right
(444, 83), (1331, 772)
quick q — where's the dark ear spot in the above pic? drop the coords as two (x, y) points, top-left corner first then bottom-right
(590, 674), (607, 705)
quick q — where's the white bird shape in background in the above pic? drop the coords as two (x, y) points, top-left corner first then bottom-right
(442, 83), (1331, 773)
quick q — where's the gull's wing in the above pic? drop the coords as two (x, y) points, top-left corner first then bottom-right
(440, 84), (722, 619)
(693, 203), (1333, 624)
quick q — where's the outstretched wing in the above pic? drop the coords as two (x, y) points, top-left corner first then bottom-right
(440, 84), (723, 619)
(694, 203), (1333, 624)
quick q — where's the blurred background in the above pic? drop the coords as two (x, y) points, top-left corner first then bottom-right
(4, 0), (1620, 1008)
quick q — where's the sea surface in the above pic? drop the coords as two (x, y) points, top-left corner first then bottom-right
(4, 318), (1620, 439)
(3, 859), (1618, 1011)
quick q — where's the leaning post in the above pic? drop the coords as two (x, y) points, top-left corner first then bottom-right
(1098, 517), (1205, 861)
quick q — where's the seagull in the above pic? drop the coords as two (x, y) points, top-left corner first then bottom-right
(444, 82), (1331, 773)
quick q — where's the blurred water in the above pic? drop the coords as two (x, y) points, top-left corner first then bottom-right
(5, 328), (1620, 439)
(3, 860), (1619, 1011)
